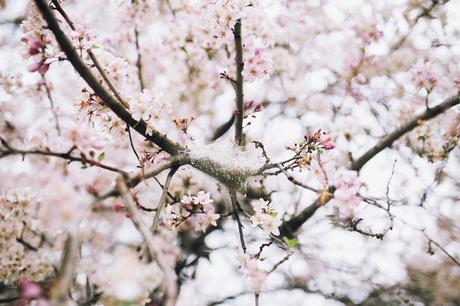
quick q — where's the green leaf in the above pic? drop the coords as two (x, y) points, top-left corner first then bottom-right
(97, 152), (105, 162)
(283, 236), (298, 248)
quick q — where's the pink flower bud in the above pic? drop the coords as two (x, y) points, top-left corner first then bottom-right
(323, 141), (335, 150)
(113, 203), (123, 212)
(37, 63), (49, 75)
(28, 62), (41, 73)
(31, 39), (43, 49)
(18, 279), (42, 299)
(28, 47), (40, 55)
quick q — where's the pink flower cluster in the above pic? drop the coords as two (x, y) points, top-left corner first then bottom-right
(332, 170), (361, 219)
(237, 251), (267, 293)
(353, 24), (383, 45)
(163, 191), (220, 232)
(129, 89), (171, 135)
(68, 24), (95, 52)
(243, 48), (273, 82)
(411, 60), (439, 90)
(65, 127), (106, 154)
(250, 199), (282, 236)
(287, 129), (336, 153)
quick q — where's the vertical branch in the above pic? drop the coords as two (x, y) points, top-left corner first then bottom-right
(116, 176), (178, 306)
(41, 75), (61, 135)
(230, 191), (246, 253)
(134, 28), (145, 92)
(51, 233), (79, 306)
(152, 167), (178, 233)
(233, 19), (244, 146)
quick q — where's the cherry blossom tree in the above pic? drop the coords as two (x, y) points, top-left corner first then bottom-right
(0, 0), (459, 305)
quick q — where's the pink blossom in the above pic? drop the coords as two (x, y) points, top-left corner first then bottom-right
(411, 60), (439, 90)
(18, 278), (42, 299)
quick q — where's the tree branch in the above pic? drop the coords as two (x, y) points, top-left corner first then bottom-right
(34, 0), (183, 155)
(134, 28), (145, 92)
(116, 177), (178, 306)
(352, 95), (460, 171)
(51, 233), (79, 306)
(233, 19), (244, 146)
(0, 139), (128, 175)
(97, 154), (189, 200)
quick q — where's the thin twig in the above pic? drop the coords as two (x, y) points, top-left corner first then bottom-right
(152, 167), (178, 233)
(0, 139), (128, 175)
(230, 191), (246, 253)
(276, 163), (320, 193)
(97, 154), (188, 200)
(423, 231), (460, 268)
(126, 125), (141, 163)
(41, 75), (61, 135)
(134, 28), (145, 91)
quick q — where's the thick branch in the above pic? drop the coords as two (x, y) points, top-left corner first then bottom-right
(233, 19), (244, 146)
(278, 198), (322, 238)
(280, 95), (459, 238)
(51, 233), (79, 306)
(116, 177), (178, 306)
(352, 95), (460, 171)
(34, 0), (183, 155)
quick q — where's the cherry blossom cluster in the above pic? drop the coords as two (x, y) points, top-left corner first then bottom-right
(129, 89), (171, 134)
(353, 23), (383, 45)
(0, 189), (56, 284)
(197, 0), (250, 49)
(332, 170), (361, 219)
(250, 198), (282, 236)
(237, 251), (267, 293)
(163, 191), (220, 232)
(68, 24), (95, 54)
(64, 127), (106, 155)
(22, 37), (50, 75)
(410, 60), (440, 91)
(19, 5), (54, 75)
(285, 129), (335, 168)
(243, 47), (273, 82)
